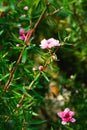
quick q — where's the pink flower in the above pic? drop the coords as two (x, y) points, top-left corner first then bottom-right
(40, 38), (60, 49)
(19, 29), (25, 35)
(19, 34), (26, 40)
(39, 66), (44, 71)
(26, 30), (31, 37)
(19, 29), (31, 41)
(57, 108), (76, 125)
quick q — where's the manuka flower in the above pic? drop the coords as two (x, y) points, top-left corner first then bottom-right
(40, 38), (60, 49)
(57, 108), (76, 125)
(19, 29), (31, 41)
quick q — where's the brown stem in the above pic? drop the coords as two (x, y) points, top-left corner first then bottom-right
(4, 5), (49, 92)
(22, 128), (25, 130)
(4, 45), (26, 91)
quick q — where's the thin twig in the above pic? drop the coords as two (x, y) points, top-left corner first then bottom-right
(4, 4), (49, 91)
(46, 7), (63, 17)
(22, 128), (25, 130)
(4, 45), (26, 91)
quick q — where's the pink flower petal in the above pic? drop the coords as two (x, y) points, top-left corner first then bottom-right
(19, 34), (26, 40)
(70, 118), (76, 122)
(19, 29), (25, 35)
(57, 108), (76, 125)
(40, 38), (60, 49)
(69, 111), (75, 117)
(64, 108), (70, 113)
(62, 121), (67, 125)
(57, 112), (65, 118)
(40, 39), (49, 49)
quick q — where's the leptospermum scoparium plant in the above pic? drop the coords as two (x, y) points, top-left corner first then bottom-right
(1, 0), (87, 129)
(57, 108), (76, 125)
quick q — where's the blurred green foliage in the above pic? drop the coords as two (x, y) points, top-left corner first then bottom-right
(0, 0), (87, 130)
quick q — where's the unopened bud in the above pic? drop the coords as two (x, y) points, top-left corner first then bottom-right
(24, 6), (28, 11)
(39, 65), (44, 71)
(52, 55), (58, 61)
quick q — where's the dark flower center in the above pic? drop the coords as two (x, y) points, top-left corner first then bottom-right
(64, 113), (70, 118)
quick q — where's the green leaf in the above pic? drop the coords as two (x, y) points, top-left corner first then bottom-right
(11, 33), (24, 45)
(0, 73), (9, 81)
(41, 72), (49, 82)
(0, 30), (4, 35)
(22, 49), (28, 63)
(0, 6), (9, 12)
(50, 127), (54, 130)
(30, 120), (47, 125)
(32, 90), (43, 99)
(12, 90), (21, 97)
(63, 0), (69, 8)
(64, 125), (74, 130)
(0, 52), (8, 60)
(34, 73), (40, 81)
(31, 0), (41, 8)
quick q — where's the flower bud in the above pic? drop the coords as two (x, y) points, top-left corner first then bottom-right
(52, 55), (58, 61)
(24, 6), (28, 11)
(16, 44), (20, 47)
(39, 66), (44, 71)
